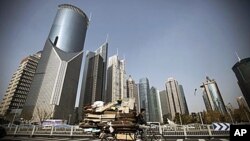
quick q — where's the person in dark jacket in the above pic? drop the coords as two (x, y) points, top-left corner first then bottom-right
(136, 108), (148, 139)
(137, 108), (147, 125)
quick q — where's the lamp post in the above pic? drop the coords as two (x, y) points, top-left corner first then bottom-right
(199, 112), (204, 125)
(178, 113), (182, 125)
(68, 114), (72, 125)
(226, 103), (234, 123)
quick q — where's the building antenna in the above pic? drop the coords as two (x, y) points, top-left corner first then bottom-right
(105, 34), (109, 43)
(123, 54), (126, 61)
(88, 12), (92, 27)
(89, 12), (92, 21)
(116, 48), (119, 56)
(235, 51), (241, 62)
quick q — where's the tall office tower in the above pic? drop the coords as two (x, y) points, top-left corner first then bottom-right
(126, 75), (137, 98)
(200, 76), (227, 115)
(78, 42), (108, 120)
(106, 54), (126, 102)
(22, 4), (89, 123)
(232, 58), (250, 108)
(126, 75), (140, 112)
(159, 90), (170, 122)
(148, 87), (161, 122)
(237, 96), (250, 112)
(179, 85), (189, 114)
(165, 78), (188, 120)
(134, 84), (140, 114)
(138, 78), (150, 121)
(0, 52), (41, 118)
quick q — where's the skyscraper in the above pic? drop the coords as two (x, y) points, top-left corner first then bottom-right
(138, 78), (150, 121)
(22, 4), (89, 123)
(165, 77), (188, 120)
(78, 42), (108, 120)
(232, 58), (250, 108)
(126, 75), (137, 98)
(106, 54), (126, 102)
(159, 90), (170, 122)
(148, 86), (161, 122)
(200, 76), (227, 114)
(179, 85), (189, 114)
(126, 75), (139, 113)
(0, 52), (41, 118)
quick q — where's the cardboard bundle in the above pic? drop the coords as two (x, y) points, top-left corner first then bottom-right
(80, 98), (138, 134)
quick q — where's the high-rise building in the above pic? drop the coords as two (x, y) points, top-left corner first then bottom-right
(165, 77), (189, 120)
(78, 42), (108, 120)
(126, 75), (136, 98)
(200, 76), (227, 114)
(179, 85), (189, 114)
(106, 54), (126, 102)
(148, 87), (161, 122)
(21, 4), (89, 123)
(237, 96), (250, 112)
(232, 58), (250, 108)
(126, 75), (139, 113)
(159, 90), (170, 122)
(0, 52), (41, 118)
(138, 78), (150, 121)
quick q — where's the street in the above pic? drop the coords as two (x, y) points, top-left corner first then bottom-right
(2, 136), (229, 141)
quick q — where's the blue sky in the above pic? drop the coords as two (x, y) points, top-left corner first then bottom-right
(1, 0), (250, 112)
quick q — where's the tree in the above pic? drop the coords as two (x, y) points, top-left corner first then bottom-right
(181, 114), (192, 124)
(163, 114), (171, 124)
(203, 110), (221, 124)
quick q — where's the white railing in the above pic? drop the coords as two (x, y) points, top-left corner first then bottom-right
(4, 124), (229, 139)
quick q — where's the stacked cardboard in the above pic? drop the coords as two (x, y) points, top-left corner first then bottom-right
(79, 98), (137, 128)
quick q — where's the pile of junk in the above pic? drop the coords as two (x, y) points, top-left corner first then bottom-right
(79, 98), (140, 140)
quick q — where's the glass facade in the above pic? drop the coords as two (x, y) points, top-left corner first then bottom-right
(139, 78), (150, 121)
(201, 77), (227, 114)
(232, 58), (250, 108)
(21, 4), (89, 123)
(48, 4), (89, 53)
(78, 43), (108, 121)
(149, 87), (161, 122)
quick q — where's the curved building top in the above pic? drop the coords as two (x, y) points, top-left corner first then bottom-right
(48, 4), (89, 53)
(232, 57), (250, 69)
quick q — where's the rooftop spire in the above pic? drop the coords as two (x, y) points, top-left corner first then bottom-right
(105, 34), (109, 43)
(235, 51), (241, 62)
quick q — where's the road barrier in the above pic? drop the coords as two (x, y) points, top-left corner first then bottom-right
(4, 124), (229, 139)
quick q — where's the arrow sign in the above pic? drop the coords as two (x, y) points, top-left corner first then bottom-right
(212, 123), (230, 131)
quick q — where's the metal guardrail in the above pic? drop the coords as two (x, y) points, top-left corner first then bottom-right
(4, 124), (229, 139)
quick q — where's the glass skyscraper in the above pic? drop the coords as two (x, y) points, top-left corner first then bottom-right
(149, 86), (161, 122)
(232, 58), (250, 108)
(138, 78), (150, 121)
(78, 42), (108, 120)
(200, 76), (227, 115)
(22, 4), (89, 123)
(159, 90), (170, 121)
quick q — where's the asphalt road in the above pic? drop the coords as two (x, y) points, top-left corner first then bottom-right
(1, 136), (229, 141)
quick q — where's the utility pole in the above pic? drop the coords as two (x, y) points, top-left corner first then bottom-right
(199, 112), (204, 125)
